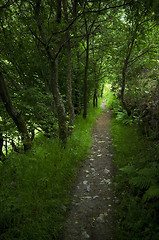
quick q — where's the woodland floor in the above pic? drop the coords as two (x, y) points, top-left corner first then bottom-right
(62, 100), (116, 240)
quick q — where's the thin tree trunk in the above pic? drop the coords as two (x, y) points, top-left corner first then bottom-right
(92, 57), (98, 108)
(66, 38), (74, 135)
(93, 89), (98, 108)
(0, 130), (5, 161)
(34, 0), (68, 143)
(62, 0), (74, 135)
(5, 133), (7, 156)
(49, 59), (67, 143)
(0, 72), (32, 151)
(83, 34), (89, 119)
(121, 62), (131, 116)
(74, 51), (81, 115)
(101, 84), (104, 97)
(120, 37), (135, 116)
(83, 16), (96, 118)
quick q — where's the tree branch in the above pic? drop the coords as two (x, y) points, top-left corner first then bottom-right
(128, 45), (159, 67)
(0, 0), (11, 9)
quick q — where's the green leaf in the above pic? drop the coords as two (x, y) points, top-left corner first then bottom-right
(130, 176), (151, 189)
(119, 165), (136, 174)
(143, 185), (159, 202)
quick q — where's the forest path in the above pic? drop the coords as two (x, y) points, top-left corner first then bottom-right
(62, 100), (115, 240)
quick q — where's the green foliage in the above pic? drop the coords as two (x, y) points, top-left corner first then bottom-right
(105, 87), (133, 125)
(111, 119), (159, 240)
(0, 101), (102, 240)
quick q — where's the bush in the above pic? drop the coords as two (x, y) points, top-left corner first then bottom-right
(111, 119), (159, 240)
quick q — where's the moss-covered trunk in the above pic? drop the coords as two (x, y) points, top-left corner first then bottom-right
(49, 59), (67, 143)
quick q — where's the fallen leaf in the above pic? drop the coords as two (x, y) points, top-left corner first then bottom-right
(104, 212), (108, 217)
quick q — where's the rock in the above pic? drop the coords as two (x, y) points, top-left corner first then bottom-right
(97, 154), (102, 157)
(104, 168), (110, 174)
(83, 180), (88, 184)
(91, 168), (95, 172)
(96, 213), (105, 223)
(93, 195), (99, 199)
(105, 179), (111, 185)
(106, 197), (111, 200)
(107, 153), (113, 157)
(82, 231), (90, 238)
(100, 180), (105, 184)
(100, 179), (111, 185)
(81, 196), (92, 199)
(73, 202), (80, 206)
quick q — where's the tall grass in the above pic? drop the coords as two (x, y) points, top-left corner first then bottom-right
(0, 100), (102, 240)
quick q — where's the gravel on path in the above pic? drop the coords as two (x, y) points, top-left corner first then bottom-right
(62, 100), (115, 240)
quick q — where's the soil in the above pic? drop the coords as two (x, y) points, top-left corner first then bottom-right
(62, 100), (115, 240)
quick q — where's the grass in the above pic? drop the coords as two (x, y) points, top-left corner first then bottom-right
(0, 100), (103, 240)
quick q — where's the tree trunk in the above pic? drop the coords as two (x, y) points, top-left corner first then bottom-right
(101, 84), (104, 98)
(92, 58), (98, 108)
(49, 59), (67, 143)
(74, 51), (81, 115)
(5, 133), (7, 156)
(120, 37), (135, 116)
(62, 0), (74, 135)
(121, 64), (131, 116)
(0, 130), (5, 161)
(83, 34), (89, 119)
(121, 64), (126, 106)
(0, 72), (32, 151)
(93, 89), (98, 108)
(34, 0), (67, 143)
(66, 38), (74, 135)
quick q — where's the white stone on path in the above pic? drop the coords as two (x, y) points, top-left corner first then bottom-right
(87, 185), (91, 192)
(93, 195), (99, 199)
(96, 213), (105, 223)
(104, 168), (110, 174)
(82, 231), (90, 238)
(83, 181), (88, 184)
(97, 154), (102, 157)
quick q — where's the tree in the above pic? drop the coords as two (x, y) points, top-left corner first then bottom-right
(0, 128), (5, 161)
(0, 72), (32, 151)
(62, 0), (75, 135)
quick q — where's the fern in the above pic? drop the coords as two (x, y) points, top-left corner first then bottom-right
(119, 165), (136, 174)
(130, 176), (152, 189)
(143, 185), (159, 202)
(130, 164), (159, 190)
(138, 164), (159, 179)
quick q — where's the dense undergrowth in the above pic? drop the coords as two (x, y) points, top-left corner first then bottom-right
(0, 101), (102, 240)
(106, 89), (159, 240)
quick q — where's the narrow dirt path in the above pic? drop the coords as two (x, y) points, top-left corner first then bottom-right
(62, 100), (115, 240)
